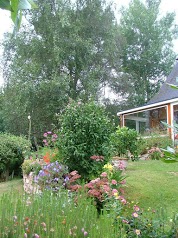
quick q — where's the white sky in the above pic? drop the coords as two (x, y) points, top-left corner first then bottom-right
(0, 0), (178, 86)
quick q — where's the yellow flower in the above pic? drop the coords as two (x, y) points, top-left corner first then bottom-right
(103, 163), (113, 171)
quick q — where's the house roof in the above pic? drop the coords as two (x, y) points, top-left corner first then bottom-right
(147, 61), (178, 105)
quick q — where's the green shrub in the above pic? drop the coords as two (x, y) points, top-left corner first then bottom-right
(111, 126), (141, 159)
(0, 133), (31, 180)
(138, 133), (172, 155)
(57, 101), (114, 180)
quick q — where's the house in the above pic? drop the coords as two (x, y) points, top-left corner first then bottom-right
(117, 60), (178, 142)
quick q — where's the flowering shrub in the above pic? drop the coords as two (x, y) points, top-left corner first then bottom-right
(148, 147), (163, 160)
(85, 163), (126, 214)
(117, 205), (171, 237)
(57, 101), (114, 180)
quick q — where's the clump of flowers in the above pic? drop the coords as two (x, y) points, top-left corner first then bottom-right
(117, 204), (171, 237)
(33, 161), (82, 193)
(34, 161), (69, 192)
(148, 147), (163, 160)
(90, 155), (104, 162)
(43, 131), (58, 147)
(85, 162), (126, 214)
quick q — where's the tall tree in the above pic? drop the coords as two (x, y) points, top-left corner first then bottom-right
(111, 0), (178, 107)
(1, 0), (121, 138)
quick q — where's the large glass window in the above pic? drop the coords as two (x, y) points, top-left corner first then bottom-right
(124, 106), (167, 134)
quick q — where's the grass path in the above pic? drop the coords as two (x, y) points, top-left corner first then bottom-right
(0, 178), (23, 196)
(125, 160), (178, 218)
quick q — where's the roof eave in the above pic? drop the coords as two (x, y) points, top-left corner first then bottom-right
(117, 97), (178, 116)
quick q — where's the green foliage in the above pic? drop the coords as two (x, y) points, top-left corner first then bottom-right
(111, 126), (140, 159)
(148, 147), (163, 160)
(112, 0), (178, 107)
(0, 133), (31, 180)
(138, 132), (172, 155)
(21, 159), (44, 176)
(1, 0), (121, 138)
(161, 146), (178, 163)
(57, 101), (114, 180)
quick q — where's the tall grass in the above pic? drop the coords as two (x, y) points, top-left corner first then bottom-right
(0, 189), (124, 238)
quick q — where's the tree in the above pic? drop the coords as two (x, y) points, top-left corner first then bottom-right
(1, 0), (121, 138)
(111, 0), (178, 107)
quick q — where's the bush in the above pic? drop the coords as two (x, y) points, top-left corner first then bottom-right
(57, 101), (114, 180)
(138, 133), (172, 155)
(0, 133), (31, 180)
(111, 126), (141, 159)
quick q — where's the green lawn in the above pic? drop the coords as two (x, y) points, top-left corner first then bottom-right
(0, 178), (23, 196)
(125, 160), (178, 219)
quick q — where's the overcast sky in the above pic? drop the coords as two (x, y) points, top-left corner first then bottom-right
(0, 0), (178, 86)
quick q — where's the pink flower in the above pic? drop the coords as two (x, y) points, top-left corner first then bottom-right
(24, 233), (27, 238)
(120, 179), (126, 185)
(102, 184), (110, 193)
(43, 133), (47, 137)
(112, 189), (118, 195)
(118, 161), (126, 170)
(47, 131), (52, 134)
(119, 188), (125, 194)
(43, 139), (47, 143)
(122, 219), (129, 224)
(41, 222), (46, 227)
(84, 231), (88, 236)
(134, 205), (140, 212)
(52, 134), (58, 139)
(111, 179), (117, 185)
(121, 198), (127, 204)
(34, 234), (40, 238)
(132, 212), (139, 218)
(101, 172), (107, 177)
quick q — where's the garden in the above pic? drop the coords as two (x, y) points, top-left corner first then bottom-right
(1, 101), (178, 238)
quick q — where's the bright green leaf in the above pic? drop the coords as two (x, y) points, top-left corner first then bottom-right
(0, 0), (12, 11)
(167, 83), (178, 90)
